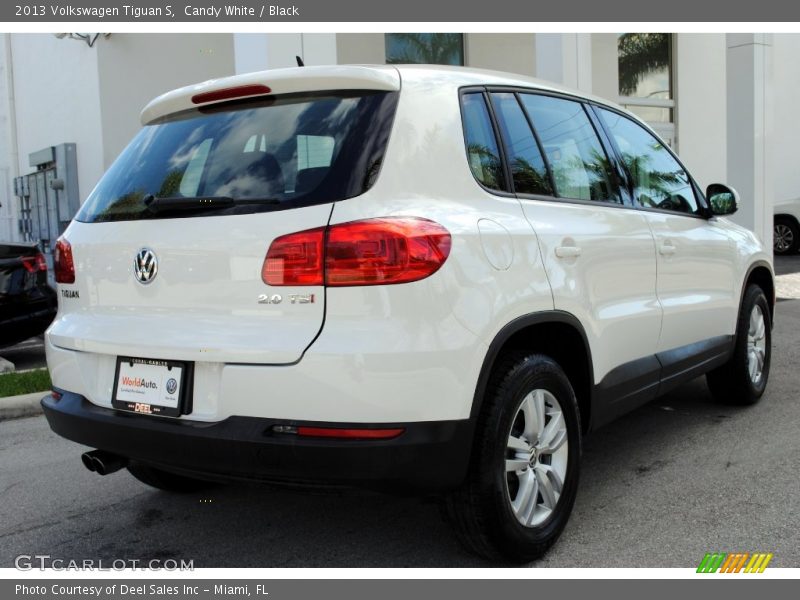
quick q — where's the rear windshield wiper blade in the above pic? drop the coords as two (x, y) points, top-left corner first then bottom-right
(143, 195), (280, 213)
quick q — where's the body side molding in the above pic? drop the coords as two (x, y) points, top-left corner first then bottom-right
(591, 335), (735, 429)
(474, 310), (737, 432)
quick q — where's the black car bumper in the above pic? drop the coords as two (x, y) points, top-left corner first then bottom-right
(0, 305), (56, 348)
(41, 390), (475, 491)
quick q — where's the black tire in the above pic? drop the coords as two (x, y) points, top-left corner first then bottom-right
(443, 353), (581, 563)
(706, 285), (772, 405)
(773, 217), (799, 255)
(127, 462), (216, 493)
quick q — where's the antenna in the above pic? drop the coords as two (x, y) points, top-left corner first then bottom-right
(296, 56), (305, 67)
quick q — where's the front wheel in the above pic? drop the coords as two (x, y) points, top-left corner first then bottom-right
(707, 285), (772, 405)
(444, 353), (581, 563)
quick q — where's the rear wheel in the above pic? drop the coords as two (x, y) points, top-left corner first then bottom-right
(127, 462), (216, 493)
(774, 217), (799, 255)
(444, 353), (581, 563)
(707, 285), (771, 405)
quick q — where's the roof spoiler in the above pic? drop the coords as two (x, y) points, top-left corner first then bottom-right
(140, 65), (400, 125)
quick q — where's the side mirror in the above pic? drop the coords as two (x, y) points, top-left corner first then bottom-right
(706, 183), (739, 216)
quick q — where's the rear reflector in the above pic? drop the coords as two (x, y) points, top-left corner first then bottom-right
(54, 237), (75, 284)
(273, 425), (405, 440)
(21, 252), (47, 273)
(191, 84), (272, 105)
(262, 217), (451, 287)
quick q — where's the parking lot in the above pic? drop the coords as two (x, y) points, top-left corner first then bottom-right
(1, 260), (799, 568)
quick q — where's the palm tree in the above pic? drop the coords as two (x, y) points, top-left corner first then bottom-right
(385, 33), (464, 65)
(467, 143), (504, 188)
(511, 156), (553, 195)
(618, 33), (670, 97)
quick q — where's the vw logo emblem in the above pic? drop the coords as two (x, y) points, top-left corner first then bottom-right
(133, 248), (158, 285)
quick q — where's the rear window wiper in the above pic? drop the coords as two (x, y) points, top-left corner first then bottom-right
(143, 195), (280, 213)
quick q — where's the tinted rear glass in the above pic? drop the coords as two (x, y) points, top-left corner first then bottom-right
(76, 90), (398, 222)
(460, 93), (507, 192)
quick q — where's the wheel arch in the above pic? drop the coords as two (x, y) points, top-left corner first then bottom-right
(774, 213), (800, 229)
(742, 261), (776, 325)
(471, 311), (594, 434)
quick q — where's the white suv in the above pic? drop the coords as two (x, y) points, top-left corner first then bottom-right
(43, 65), (774, 562)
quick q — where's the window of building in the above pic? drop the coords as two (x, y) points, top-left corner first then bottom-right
(385, 33), (464, 66)
(617, 33), (675, 146)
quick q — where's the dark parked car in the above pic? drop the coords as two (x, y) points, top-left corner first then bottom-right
(0, 242), (57, 347)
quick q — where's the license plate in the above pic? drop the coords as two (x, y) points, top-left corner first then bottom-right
(112, 357), (189, 417)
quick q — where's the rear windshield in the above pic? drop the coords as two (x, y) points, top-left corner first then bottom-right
(76, 90), (398, 222)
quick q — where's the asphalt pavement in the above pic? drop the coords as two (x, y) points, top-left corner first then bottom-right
(774, 252), (800, 276)
(1, 299), (799, 568)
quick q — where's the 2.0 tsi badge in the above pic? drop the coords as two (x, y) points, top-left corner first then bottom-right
(133, 248), (158, 285)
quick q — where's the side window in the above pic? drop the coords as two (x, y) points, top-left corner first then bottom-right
(519, 94), (621, 204)
(178, 138), (213, 197)
(294, 135), (335, 195)
(461, 93), (507, 192)
(296, 135), (335, 171)
(490, 93), (553, 196)
(598, 108), (699, 215)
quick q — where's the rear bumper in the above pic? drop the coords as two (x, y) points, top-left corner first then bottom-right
(42, 389), (475, 491)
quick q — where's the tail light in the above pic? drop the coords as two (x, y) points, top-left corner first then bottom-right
(262, 217), (451, 287)
(54, 237), (75, 284)
(21, 252), (47, 273)
(263, 228), (325, 286)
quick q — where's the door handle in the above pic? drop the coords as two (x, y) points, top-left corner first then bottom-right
(555, 246), (582, 259)
(659, 240), (676, 256)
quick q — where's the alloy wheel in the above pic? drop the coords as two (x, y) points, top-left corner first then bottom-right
(774, 223), (794, 253)
(747, 304), (767, 384)
(505, 389), (569, 527)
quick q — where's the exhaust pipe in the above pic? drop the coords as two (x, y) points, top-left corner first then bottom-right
(80, 450), (128, 476)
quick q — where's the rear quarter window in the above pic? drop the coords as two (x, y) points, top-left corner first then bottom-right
(460, 93), (507, 192)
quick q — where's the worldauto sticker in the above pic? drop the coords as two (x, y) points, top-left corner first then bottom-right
(120, 376), (158, 390)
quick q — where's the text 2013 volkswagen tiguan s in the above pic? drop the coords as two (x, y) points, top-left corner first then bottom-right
(42, 65), (774, 562)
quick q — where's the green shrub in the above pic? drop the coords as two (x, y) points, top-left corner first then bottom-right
(0, 369), (52, 397)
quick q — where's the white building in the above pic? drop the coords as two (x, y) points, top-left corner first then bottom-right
(0, 32), (794, 252)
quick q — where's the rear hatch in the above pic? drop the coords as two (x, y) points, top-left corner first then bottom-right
(49, 67), (399, 364)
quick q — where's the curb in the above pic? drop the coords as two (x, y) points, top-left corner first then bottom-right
(0, 391), (46, 420)
(776, 272), (800, 301)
